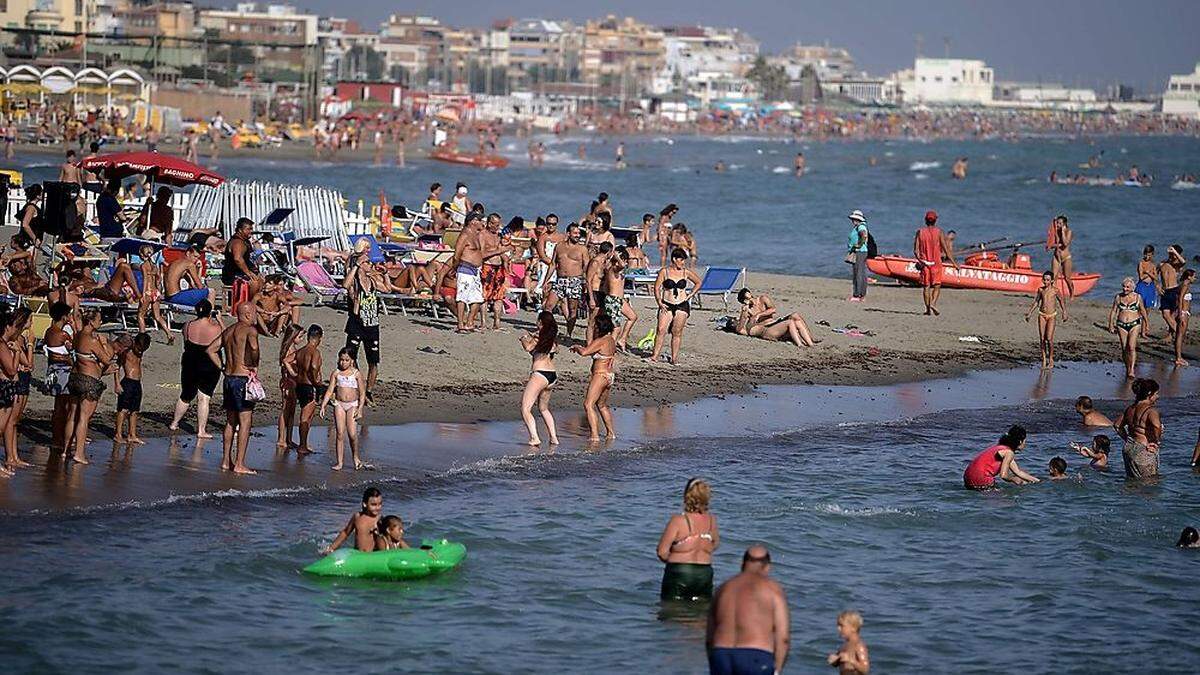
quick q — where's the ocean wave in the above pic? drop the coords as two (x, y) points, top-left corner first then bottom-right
(909, 161), (941, 171)
(1171, 181), (1198, 190)
(809, 503), (920, 518)
(771, 166), (792, 174)
(914, 173), (929, 179)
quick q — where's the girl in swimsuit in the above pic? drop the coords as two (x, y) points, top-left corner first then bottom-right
(319, 348), (367, 471)
(1173, 269), (1194, 367)
(518, 310), (559, 447)
(1026, 271), (1068, 370)
(1114, 378), (1162, 480)
(1107, 277), (1150, 379)
(1050, 215), (1075, 299)
(1135, 245), (1158, 324)
(656, 204), (677, 267)
(655, 478), (720, 601)
(571, 312), (617, 442)
(0, 308), (20, 475)
(649, 248), (702, 365)
(9, 307), (33, 462)
(43, 302), (75, 449)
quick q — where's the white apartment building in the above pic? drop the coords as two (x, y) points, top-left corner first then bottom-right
(909, 58), (994, 105)
(824, 76), (898, 105)
(1162, 63), (1200, 119)
(652, 25), (757, 101)
(768, 43), (856, 82)
(994, 82), (1097, 105)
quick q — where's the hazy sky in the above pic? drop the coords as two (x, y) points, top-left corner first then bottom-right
(295, 0), (1199, 91)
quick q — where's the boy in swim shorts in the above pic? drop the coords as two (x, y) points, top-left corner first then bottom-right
(322, 486), (384, 554)
(114, 333), (151, 445)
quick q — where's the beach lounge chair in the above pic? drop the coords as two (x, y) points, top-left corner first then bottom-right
(624, 267), (660, 297)
(296, 261), (348, 307)
(693, 266), (745, 312)
(347, 234), (387, 263)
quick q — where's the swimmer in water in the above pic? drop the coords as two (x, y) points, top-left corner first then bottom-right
(656, 478), (719, 601)
(1048, 456), (1068, 480)
(1072, 434), (1110, 470)
(322, 486), (383, 554)
(374, 515), (411, 551)
(1026, 271), (1068, 369)
(963, 425), (1040, 489)
(1178, 526), (1200, 548)
(1075, 396), (1114, 427)
(826, 610), (870, 675)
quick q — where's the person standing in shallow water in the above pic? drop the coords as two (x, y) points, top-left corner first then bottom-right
(657, 478), (720, 601)
(1114, 378), (1162, 480)
(707, 545), (789, 675)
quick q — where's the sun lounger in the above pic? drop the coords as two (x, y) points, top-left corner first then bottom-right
(295, 260), (348, 307)
(624, 267), (660, 297)
(694, 266), (745, 311)
(347, 234), (386, 263)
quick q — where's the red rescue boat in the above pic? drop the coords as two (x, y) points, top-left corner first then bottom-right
(866, 251), (1101, 296)
(429, 147), (509, 169)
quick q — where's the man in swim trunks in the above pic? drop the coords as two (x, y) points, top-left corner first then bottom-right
(542, 223), (588, 339)
(707, 545), (790, 675)
(209, 302), (261, 475)
(452, 213), (486, 332)
(164, 244), (213, 307)
(535, 213), (565, 306)
(912, 210), (959, 316)
(1158, 244), (1185, 338)
(480, 213), (508, 330)
(222, 217), (262, 311)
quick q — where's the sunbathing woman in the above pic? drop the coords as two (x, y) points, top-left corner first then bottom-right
(1173, 269), (1194, 366)
(1026, 271), (1068, 370)
(1107, 277), (1149, 379)
(735, 294), (817, 348)
(649, 248), (702, 364)
(571, 312), (617, 441)
(518, 311), (559, 446)
(137, 245), (173, 344)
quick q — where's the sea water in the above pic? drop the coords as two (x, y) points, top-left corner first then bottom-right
(2, 368), (1199, 673)
(17, 134), (1199, 297)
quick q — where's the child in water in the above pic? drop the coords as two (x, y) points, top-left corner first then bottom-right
(827, 610), (870, 674)
(1026, 271), (1068, 369)
(374, 515), (411, 551)
(319, 348), (367, 471)
(1073, 434), (1110, 470)
(322, 486), (383, 554)
(1075, 396), (1113, 427)
(1048, 456), (1069, 480)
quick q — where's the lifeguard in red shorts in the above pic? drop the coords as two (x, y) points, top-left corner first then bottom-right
(913, 210), (959, 316)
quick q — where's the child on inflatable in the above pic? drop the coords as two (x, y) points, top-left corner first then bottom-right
(322, 486), (383, 554)
(374, 515), (411, 551)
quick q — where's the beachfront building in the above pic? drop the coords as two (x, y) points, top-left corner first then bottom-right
(0, 0), (87, 34)
(908, 57), (994, 105)
(112, 1), (197, 39)
(198, 3), (318, 72)
(0, 64), (149, 111)
(993, 82), (1097, 107)
(823, 75), (898, 106)
(503, 18), (583, 91)
(650, 25), (757, 106)
(580, 16), (665, 100)
(1162, 63), (1200, 119)
(378, 15), (446, 87)
(768, 42), (857, 83)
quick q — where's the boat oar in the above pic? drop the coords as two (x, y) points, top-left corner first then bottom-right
(958, 237), (1007, 250)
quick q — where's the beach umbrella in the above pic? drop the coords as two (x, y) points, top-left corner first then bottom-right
(81, 151), (225, 188)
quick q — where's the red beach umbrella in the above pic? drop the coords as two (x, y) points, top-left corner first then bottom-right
(81, 151), (225, 188)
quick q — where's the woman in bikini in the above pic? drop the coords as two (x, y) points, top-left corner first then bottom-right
(649, 248), (701, 365)
(735, 295), (818, 348)
(42, 302), (75, 449)
(137, 244), (173, 344)
(319, 348), (367, 471)
(1173, 269), (1194, 367)
(1050, 215), (1075, 299)
(571, 312), (617, 442)
(1026, 271), (1068, 370)
(6, 307), (32, 469)
(655, 477), (720, 601)
(518, 311), (559, 447)
(1114, 377), (1162, 480)
(1107, 277), (1150, 379)
(656, 203), (678, 267)
(67, 308), (116, 464)
(0, 308), (20, 475)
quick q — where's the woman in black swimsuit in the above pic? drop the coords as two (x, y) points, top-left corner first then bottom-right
(518, 311), (559, 446)
(649, 248), (701, 364)
(168, 300), (225, 438)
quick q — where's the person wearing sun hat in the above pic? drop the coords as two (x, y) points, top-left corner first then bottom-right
(846, 209), (870, 301)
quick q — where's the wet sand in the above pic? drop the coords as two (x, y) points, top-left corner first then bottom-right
(4, 360), (1197, 513)
(13, 271), (1188, 446)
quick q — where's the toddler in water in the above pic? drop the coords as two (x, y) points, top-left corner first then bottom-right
(1073, 435), (1110, 470)
(827, 610), (870, 674)
(1075, 396), (1113, 427)
(323, 486), (383, 553)
(374, 515), (411, 551)
(114, 332), (151, 445)
(319, 348), (367, 471)
(1048, 456), (1069, 480)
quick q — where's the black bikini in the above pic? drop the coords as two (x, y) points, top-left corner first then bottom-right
(663, 276), (691, 315)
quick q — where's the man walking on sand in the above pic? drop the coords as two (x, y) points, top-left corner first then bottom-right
(707, 545), (790, 675)
(209, 302), (261, 475)
(913, 210), (959, 316)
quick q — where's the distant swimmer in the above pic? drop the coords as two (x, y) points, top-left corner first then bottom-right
(794, 152), (806, 177)
(826, 610), (870, 675)
(1026, 271), (1068, 370)
(714, 160), (726, 172)
(951, 157), (968, 180)
(707, 545), (790, 675)
(963, 425), (1040, 489)
(1074, 396), (1114, 428)
(616, 141), (626, 170)
(1177, 526), (1200, 548)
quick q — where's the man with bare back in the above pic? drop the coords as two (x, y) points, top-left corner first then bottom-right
(208, 302), (261, 474)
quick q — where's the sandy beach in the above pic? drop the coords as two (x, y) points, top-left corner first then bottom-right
(11, 272), (1185, 446)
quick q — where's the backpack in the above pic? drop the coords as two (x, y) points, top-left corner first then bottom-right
(866, 231), (878, 259)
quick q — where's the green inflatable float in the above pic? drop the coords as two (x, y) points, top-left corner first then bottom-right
(303, 539), (467, 581)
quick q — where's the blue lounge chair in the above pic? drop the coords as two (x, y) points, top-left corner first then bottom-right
(694, 266), (745, 311)
(347, 234), (386, 263)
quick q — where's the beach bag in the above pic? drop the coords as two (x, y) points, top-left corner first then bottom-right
(843, 252), (856, 264)
(245, 370), (267, 402)
(866, 232), (878, 259)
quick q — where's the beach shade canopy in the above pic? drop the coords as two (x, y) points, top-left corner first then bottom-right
(109, 237), (167, 256)
(81, 151), (225, 188)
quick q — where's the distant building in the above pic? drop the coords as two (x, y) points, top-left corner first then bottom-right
(198, 3), (318, 46)
(318, 17), (381, 82)
(504, 18), (582, 89)
(908, 58), (994, 105)
(116, 1), (197, 39)
(0, 0), (88, 34)
(768, 43), (856, 82)
(1163, 63), (1200, 119)
(994, 82), (1097, 105)
(580, 15), (665, 98)
(652, 25), (757, 105)
(824, 75), (898, 105)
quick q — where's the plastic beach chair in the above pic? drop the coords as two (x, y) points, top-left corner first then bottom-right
(347, 234), (386, 263)
(694, 266), (746, 312)
(296, 261), (347, 306)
